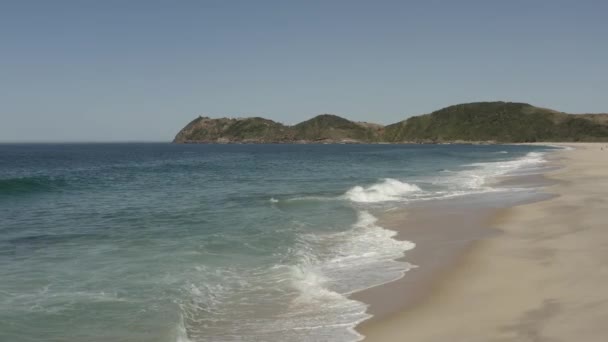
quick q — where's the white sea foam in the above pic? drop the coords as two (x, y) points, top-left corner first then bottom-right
(430, 151), (547, 192)
(289, 265), (344, 305)
(465, 151), (546, 185)
(291, 211), (416, 293)
(279, 210), (416, 341)
(404, 150), (549, 204)
(175, 313), (193, 342)
(343, 178), (421, 203)
(320, 211), (416, 290)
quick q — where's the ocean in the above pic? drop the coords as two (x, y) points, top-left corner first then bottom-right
(0, 143), (555, 342)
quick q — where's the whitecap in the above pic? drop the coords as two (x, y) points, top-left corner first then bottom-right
(343, 178), (421, 203)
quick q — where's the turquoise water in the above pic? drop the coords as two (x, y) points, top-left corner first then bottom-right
(0, 143), (554, 341)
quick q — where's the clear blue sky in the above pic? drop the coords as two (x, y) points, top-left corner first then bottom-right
(1, 0), (607, 142)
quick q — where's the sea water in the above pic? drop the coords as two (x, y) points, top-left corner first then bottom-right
(0, 143), (555, 341)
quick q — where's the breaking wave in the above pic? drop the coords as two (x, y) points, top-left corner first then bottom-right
(343, 178), (421, 203)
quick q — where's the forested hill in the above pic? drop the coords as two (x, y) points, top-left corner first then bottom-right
(173, 102), (608, 143)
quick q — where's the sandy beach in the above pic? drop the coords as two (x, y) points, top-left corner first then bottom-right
(357, 143), (608, 342)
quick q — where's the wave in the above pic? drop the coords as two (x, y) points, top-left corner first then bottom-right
(283, 210), (415, 340)
(433, 151), (547, 191)
(0, 176), (67, 195)
(280, 179), (424, 205)
(176, 210), (416, 341)
(419, 151), (548, 202)
(343, 178), (421, 203)
(320, 211), (416, 292)
(174, 314), (193, 342)
(466, 151), (546, 183)
(289, 264), (344, 305)
(281, 152), (547, 207)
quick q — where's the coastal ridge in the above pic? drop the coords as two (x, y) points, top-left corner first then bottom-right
(173, 102), (608, 144)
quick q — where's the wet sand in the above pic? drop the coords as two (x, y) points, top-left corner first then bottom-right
(355, 143), (608, 341)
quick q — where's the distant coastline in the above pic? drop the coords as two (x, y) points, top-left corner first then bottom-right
(173, 101), (608, 144)
(176, 139), (500, 145)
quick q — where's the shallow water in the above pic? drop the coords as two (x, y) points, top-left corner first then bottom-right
(0, 143), (554, 341)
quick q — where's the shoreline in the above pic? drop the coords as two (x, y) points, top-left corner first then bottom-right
(354, 142), (608, 341)
(352, 174), (555, 331)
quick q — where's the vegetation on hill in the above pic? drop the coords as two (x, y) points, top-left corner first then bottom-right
(173, 102), (608, 143)
(385, 102), (608, 142)
(173, 114), (383, 143)
(292, 114), (381, 142)
(173, 117), (293, 143)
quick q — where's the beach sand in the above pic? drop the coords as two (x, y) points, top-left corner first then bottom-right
(356, 143), (608, 342)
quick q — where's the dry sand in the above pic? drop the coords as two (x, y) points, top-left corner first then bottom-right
(358, 143), (608, 342)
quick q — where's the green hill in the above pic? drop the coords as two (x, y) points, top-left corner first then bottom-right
(173, 102), (608, 143)
(293, 114), (382, 142)
(173, 114), (383, 143)
(173, 116), (293, 143)
(384, 102), (608, 143)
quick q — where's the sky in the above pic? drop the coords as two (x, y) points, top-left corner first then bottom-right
(1, 0), (607, 142)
